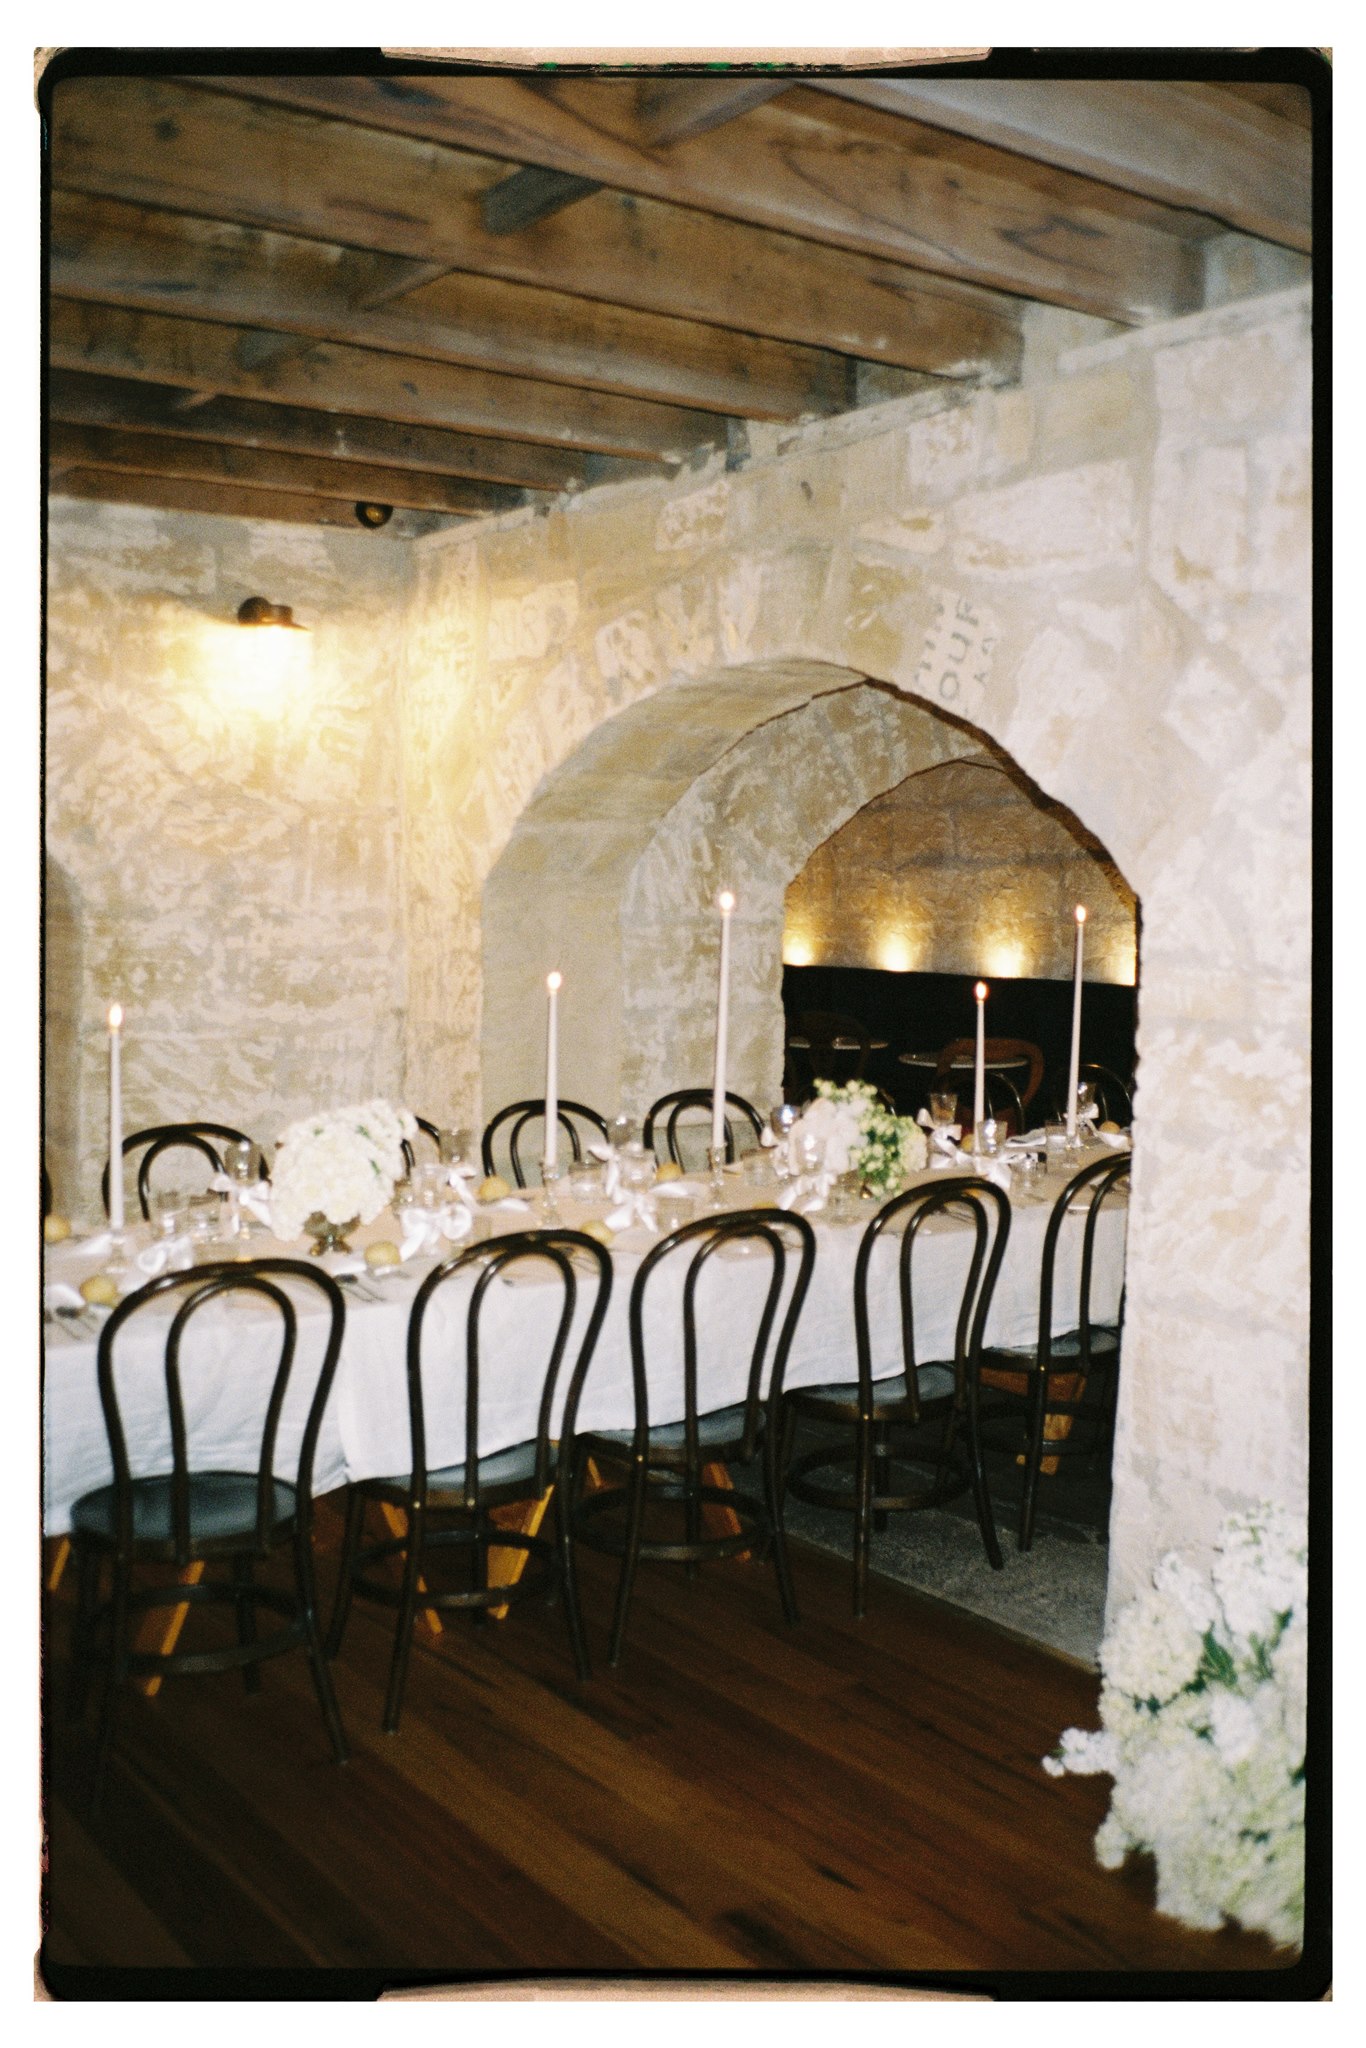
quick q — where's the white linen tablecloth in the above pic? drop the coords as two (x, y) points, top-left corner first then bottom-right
(42, 1163), (1127, 1535)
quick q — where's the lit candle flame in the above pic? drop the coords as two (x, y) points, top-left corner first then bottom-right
(546, 971), (563, 992)
(107, 1002), (123, 1031)
(974, 982), (988, 1002)
(718, 890), (735, 913)
(1075, 904), (1087, 924)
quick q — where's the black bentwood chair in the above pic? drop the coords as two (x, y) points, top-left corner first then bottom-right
(400, 1115), (445, 1171)
(977, 1154), (1130, 1552)
(783, 1179), (1012, 1613)
(100, 1122), (261, 1221)
(480, 1100), (609, 1187)
(642, 1088), (764, 1172)
(66, 1261), (349, 1807)
(569, 1209), (816, 1666)
(326, 1231), (612, 1729)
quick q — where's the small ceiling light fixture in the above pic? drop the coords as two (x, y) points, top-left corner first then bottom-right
(355, 501), (393, 529)
(236, 596), (306, 630)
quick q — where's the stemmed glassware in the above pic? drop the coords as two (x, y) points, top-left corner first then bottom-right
(222, 1139), (262, 1237)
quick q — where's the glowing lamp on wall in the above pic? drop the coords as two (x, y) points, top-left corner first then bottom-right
(236, 597), (307, 631)
(783, 935), (816, 967)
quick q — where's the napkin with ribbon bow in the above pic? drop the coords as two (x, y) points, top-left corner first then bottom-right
(1093, 1126), (1131, 1150)
(916, 1108), (963, 1168)
(208, 1172), (276, 1228)
(605, 1188), (659, 1234)
(587, 1141), (623, 1203)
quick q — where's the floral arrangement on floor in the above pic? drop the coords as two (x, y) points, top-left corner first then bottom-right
(1045, 1504), (1307, 1950)
(790, 1079), (928, 1198)
(269, 1099), (418, 1241)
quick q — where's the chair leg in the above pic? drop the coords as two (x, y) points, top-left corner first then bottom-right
(872, 1448), (890, 1534)
(232, 1553), (261, 1694)
(608, 1454), (650, 1668)
(554, 1466), (591, 1683)
(294, 1531), (349, 1765)
(1020, 1380), (1049, 1553)
(763, 1425), (800, 1629)
(684, 1461), (702, 1584)
(325, 1485), (365, 1658)
(964, 1381), (1004, 1573)
(853, 1421), (874, 1620)
(383, 1508), (426, 1734)
(67, 1539), (101, 1725)
(91, 1558), (130, 1817)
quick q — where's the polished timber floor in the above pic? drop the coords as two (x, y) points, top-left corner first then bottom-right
(41, 1502), (1291, 1996)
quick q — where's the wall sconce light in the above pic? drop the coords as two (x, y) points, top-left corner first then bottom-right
(355, 502), (393, 529)
(236, 596), (307, 630)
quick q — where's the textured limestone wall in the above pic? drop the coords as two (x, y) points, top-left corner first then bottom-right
(399, 287), (1311, 1608)
(46, 284), (1311, 1611)
(45, 500), (410, 1218)
(784, 755), (1137, 983)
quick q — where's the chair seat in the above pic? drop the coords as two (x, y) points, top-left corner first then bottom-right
(377, 1441), (543, 1497)
(983, 1326), (1120, 1367)
(796, 1363), (956, 1411)
(71, 1471), (296, 1545)
(587, 1401), (751, 1453)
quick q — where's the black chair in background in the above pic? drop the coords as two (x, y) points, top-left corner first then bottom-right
(934, 1038), (1045, 1120)
(100, 1122), (260, 1221)
(569, 1209), (816, 1666)
(788, 1010), (873, 1094)
(782, 1178), (1012, 1612)
(480, 1100), (609, 1187)
(976, 1154), (1130, 1552)
(400, 1115), (446, 1171)
(326, 1230), (612, 1727)
(642, 1088), (764, 1172)
(66, 1260), (349, 1806)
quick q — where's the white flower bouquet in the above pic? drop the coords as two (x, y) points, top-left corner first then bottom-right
(791, 1080), (927, 1199)
(269, 1098), (418, 1242)
(1045, 1504), (1307, 1950)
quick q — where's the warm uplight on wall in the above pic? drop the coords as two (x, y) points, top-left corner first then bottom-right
(876, 932), (917, 973)
(1106, 930), (1139, 987)
(783, 934), (816, 967)
(195, 598), (314, 713)
(982, 939), (1028, 979)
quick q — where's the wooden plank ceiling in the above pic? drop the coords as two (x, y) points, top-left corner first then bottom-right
(45, 66), (1314, 539)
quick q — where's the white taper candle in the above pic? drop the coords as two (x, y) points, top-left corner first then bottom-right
(711, 891), (735, 1155)
(1067, 906), (1087, 1138)
(973, 982), (987, 1140)
(107, 1002), (124, 1230)
(544, 972), (562, 1171)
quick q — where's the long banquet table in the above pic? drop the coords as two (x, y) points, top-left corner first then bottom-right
(42, 1151), (1128, 1538)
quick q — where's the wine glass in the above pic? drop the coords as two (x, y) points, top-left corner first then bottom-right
(609, 1113), (639, 1152)
(223, 1139), (258, 1184)
(438, 1126), (474, 1168)
(619, 1143), (655, 1200)
(769, 1103), (798, 1143)
(793, 1131), (826, 1179)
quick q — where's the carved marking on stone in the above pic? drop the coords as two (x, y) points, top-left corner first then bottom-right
(655, 478), (730, 553)
(911, 586), (997, 720)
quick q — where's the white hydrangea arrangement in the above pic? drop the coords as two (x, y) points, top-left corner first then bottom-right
(1045, 1504), (1307, 1950)
(269, 1099), (417, 1242)
(793, 1079), (928, 1198)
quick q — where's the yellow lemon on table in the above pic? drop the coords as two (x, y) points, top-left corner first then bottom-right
(580, 1219), (616, 1248)
(654, 1160), (682, 1183)
(478, 1174), (511, 1203)
(43, 1214), (72, 1244)
(365, 1240), (401, 1268)
(1099, 1120), (1122, 1135)
(79, 1272), (119, 1308)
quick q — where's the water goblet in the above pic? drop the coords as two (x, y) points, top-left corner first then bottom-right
(929, 1090), (959, 1129)
(438, 1126), (474, 1168)
(610, 1113), (640, 1153)
(1043, 1120), (1068, 1175)
(151, 1188), (190, 1241)
(769, 1103), (798, 1143)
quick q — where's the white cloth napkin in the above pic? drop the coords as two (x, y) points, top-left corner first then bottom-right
(1094, 1126), (1131, 1150)
(917, 1108), (964, 1168)
(777, 1173), (829, 1215)
(208, 1173), (276, 1227)
(587, 1141), (623, 1203)
(605, 1189), (659, 1233)
(398, 1205), (473, 1261)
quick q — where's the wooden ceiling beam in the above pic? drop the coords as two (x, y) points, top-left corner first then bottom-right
(480, 166), (602, 234)
(47, 371), (639, 491)
(50, 191), (850, 420)
(212, 70), (1202, 321)
(51, 466), (459, 534)
(47, 421), (526, 516)
(810, 75), (1313, 254)
(50, 77), (1022, 379)
(48, 297), (726, 464)
(630, 77), (793, 148)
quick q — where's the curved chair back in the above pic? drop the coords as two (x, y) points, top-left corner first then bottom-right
(406, 1231), (613, 1512)
(624, 1209), (816, 1468)
(1077, 1063), (1134, 1128)
(1033, 1155), (1131, 1377)
(480, 1100), (609, 1187)
(790, 1010), (873, 1091)
(400, 1115), (445, 1170)
(853, 1178), (1012, 1428)
(94, 1259), (347, 1567)
(642, 1089), (764, 1171)
(933, 1038), (1045, 1115)
(101, 1122), (259, 1221)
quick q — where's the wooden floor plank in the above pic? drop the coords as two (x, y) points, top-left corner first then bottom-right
(42, 1526), (1289, 1984)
